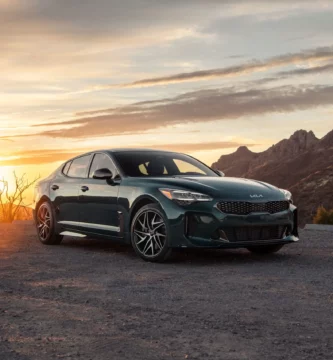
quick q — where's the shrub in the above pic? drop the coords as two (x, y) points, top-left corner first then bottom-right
(313, 206), (333, 225)
(0, 172), (39, 223)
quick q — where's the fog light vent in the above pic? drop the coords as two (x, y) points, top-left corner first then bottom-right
(219, 230), (229, 242)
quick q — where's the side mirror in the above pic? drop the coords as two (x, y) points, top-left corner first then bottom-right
(216, 170), (225, 177)
(93, 168), (113, 180)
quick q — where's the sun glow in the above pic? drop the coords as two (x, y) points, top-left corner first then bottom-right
(0, 166), (16, 197)
(0, 166), (11, 181)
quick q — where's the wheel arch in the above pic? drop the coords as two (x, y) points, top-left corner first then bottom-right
(129, 195), (159, 227)
(36, 195), (51, 211)
(34, 195), (52, 223)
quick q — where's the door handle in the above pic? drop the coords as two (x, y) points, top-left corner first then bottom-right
(81, 186), (89, 192)
(51, 184), (59, 191)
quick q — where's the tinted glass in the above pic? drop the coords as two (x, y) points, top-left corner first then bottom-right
(113, 151), (217, 177)
(67, 155), (91, 178)
(173, 159), (206, 175)
(89, 153), (116, 178)
(62, 161), (72, 175)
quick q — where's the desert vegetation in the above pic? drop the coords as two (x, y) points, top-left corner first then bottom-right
(313, 206), (333, 225)
(0, 172), (38, 223)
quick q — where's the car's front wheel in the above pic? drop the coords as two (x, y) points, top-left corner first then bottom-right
(247, 244), (284, 254)
(131, 204), (172, 262)
(36, 201), (63, 245)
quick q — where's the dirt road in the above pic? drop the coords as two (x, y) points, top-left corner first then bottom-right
(0, 222), (332, 360)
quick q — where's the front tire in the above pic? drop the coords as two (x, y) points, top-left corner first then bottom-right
(36, 201), (63, 245)
(131, 204), (172, 262)
(247, 244), (284, 254)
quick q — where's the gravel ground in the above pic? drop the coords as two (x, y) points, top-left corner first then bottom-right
(0, 222), (332, 360)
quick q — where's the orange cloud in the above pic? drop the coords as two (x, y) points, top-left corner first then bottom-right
(21, 84), (333, 140)
(0, 141), (256, 166)
(0, 150), (85, 166)
(277, 62), (333, 77)
(85, 46), (333, 90)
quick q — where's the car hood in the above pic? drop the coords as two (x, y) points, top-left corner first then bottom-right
(139, 176), (286, 201)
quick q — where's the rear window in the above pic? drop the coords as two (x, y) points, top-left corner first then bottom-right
(67, 155), (91, 178)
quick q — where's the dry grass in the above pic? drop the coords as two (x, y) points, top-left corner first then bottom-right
(313, 206), (333, 225)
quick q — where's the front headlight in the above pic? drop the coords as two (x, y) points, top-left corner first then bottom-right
(279, 188), (293, 203)
(159, 188), (213, 205)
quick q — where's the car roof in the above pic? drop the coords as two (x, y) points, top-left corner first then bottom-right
(67, 148), (181, 161)
(107, 148), (177, 153)
(83, 148), (180, 156)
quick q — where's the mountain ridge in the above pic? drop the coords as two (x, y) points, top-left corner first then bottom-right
(212, 129), (333, 225)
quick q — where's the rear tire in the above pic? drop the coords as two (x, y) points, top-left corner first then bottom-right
(247, 244), (284, 254)
(131, 203), (172, 262)
(36, 201), (63, 245)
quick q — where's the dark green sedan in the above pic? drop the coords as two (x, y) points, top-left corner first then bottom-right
(33, 149), (299, 262)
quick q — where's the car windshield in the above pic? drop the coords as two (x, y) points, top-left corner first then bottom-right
(113, 151), (218, 177)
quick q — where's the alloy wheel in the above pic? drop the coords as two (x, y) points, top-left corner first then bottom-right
(37, 204), (52, 241)
(133, 210), (167, 258)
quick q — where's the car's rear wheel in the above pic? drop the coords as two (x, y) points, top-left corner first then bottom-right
(131, 204), (172, 262)
(36, 201), (63, 245)
(247, 244), (284, 254)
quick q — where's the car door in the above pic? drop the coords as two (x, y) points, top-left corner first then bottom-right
(54, 154), (93, 233)
(78, 152), (122, 238)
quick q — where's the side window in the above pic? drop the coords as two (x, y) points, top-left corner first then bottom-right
(67, 155), (91, 178)
(89, 153), (116, 178)
(62, 161), (72, 175)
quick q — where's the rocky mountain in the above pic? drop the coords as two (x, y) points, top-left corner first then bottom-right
(212, 129), (333, 226)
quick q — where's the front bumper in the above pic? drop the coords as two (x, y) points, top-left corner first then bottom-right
(165, 201), (299, 249)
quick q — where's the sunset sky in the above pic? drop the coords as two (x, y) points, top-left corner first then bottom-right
(1, 0), (333, 192)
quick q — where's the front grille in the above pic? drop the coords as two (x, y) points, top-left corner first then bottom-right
(223, 225), (287, 242)
(217, 201), (289, 215)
